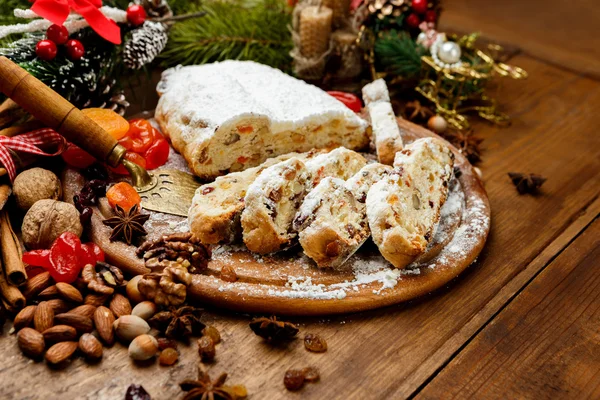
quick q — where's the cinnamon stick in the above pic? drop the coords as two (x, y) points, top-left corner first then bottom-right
(0, 257), (25, 310)
(0, 211), (26, 286)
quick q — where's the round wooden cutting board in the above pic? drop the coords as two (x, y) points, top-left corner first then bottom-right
(63, 119), (490, 316)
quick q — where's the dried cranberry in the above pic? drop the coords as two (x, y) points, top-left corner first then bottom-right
(87, 179), (107, 197)
(125, 384), (151, 400)
(73, 195), (84, 212)
(22, 249), (52, 269)
(83, 163), (109, 181)
(80, 207), (93, 225)
(79, 243), (105, 266)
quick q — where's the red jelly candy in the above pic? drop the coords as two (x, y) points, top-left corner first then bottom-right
(144, 138), (170, 170)
(79, 242), (105, 266)
(48, 232), (83, 283)
(62, 143), (96, 169)
(22, 249), (52, 269)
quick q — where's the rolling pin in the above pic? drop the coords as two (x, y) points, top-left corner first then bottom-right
(0, 56), (125, 167)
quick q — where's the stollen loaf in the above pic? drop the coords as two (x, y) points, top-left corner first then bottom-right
(156, 61), (369, 179)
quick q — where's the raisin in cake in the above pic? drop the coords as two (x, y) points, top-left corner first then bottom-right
(293, 177), (369, 268)
(241, 158), (312, 254)
(362, 79), (403, 165)
(366, 138), (454, 269)
(305, 147), (367, 187)
(156, 61), (369, 179)
(345, 163), (394, 203)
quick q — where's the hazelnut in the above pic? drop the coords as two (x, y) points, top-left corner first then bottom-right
(113, 315), (151, 342)
(22, 200), (82, 249)
(131, 301), (157, 321)
(126, 275), (145, 304)
(129, 334), (159, 361)
(13, 168), (62, 211)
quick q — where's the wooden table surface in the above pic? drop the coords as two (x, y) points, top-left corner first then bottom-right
(1, 3), (600, 399)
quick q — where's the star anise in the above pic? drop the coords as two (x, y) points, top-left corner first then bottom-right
(249, 316), (299, 342)
(180, 367), (247, 400)
(441, 129), (483, 164)
(508, 172), (547, 194)
(149, 305), (205, 339)
(102, 203), (149, 245)
(404, 100), (434, 122)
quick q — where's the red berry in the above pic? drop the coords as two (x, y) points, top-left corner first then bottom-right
(35, 40), (57, 61)
(127, 5), (147, 26)
(406, 13), (421, 28)
(65, 39), (85, 60)
(424, 10), (437, 22)
(411, 0), (428, 14)
(327, 91), (362, 113)
(46, 24), (69, 45)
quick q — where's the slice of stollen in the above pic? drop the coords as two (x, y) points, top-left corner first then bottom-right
(366, 138), (454, 269)
(189, 150), (322, 245)
(304, 147), (367, 187)
(362, 79), (403, 165)
(293, 177), (369, 268)
(241, 157), (312, 254)
(345, 162), (394, 203)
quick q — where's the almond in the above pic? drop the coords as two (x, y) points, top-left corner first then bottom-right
(70, 304), (97, 318)
(46, 299), (72, 314)
(131, 301), (157, 320)
(43, 325), (78, 343)
(22, 272), (52, 299)
(17, 327), (45, 358)
(56, 282), (83, 303)
(114, 315), (150, 342)
(93, 306), (115, 345)
(54, 312), (93, 333)
(84, 293), (110, 307)
(37, 285), (59, 300)
(79, 333), (103, 360)
(13, 305), (36, 331)
(109, 294), (132, 318)
(33, 301), (54, 332)
(45, 341), (78, 365)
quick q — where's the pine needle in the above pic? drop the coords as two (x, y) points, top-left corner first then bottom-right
(375, 30), (426, 79)
(160, 0), (293, 71)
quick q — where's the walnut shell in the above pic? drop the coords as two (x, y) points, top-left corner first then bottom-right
(22, 200), (82, 250)
(13, 168), (62, 211)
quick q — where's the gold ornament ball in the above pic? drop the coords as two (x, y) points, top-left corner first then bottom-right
(427, 115), (448, 133)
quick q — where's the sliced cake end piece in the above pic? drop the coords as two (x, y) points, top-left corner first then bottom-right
(367, 138), (454, 269)
(294, 177), (369, 268)
(241, 157), (312, 254)
(362, 79), (403, 165)
(345, 163), (394, 203)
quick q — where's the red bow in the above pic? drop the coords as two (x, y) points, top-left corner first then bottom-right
(0, 129), (67, 181)
(31, 0), (121, 44)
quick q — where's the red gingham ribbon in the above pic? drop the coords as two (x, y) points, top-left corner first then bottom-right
(0, 128), (67, 181)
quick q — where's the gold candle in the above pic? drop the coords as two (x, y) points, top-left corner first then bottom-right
(300, 6), (333, 59)
(322, 0), (351, 27)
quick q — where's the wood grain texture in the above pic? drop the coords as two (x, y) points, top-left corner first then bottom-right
(417, 217), (600, 400)
(0, 53), (599, 399)
(439, 0), (600, 79)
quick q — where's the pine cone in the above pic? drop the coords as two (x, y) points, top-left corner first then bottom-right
(123, 21), (169, 70)
(83, 78), (130, 116)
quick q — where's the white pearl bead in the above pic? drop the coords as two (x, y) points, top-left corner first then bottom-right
(438, 41), (461, 64)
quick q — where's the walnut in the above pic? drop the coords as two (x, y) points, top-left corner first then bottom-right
(138, 262), (192, 307)
(81, 263), (124, 295)
(137, 232), (210, 273)
(21, 199), (82, 249)
(13, 168), (62, 211)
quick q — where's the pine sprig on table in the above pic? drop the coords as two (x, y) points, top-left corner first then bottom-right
(374, 30), (427, 79)
(160, 0), (293, 71)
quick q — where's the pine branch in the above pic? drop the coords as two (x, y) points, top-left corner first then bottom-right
(375, 30), (426, 79)
(160, 0), (293, 71)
